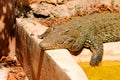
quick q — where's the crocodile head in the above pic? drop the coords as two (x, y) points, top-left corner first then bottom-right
(39, 25), (78, 51)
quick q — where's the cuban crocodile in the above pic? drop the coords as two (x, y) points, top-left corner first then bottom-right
(39, 13), (120, 66)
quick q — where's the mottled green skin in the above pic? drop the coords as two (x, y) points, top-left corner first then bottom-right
(39, 13), (120, 66)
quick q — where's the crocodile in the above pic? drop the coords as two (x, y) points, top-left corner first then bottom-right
(39, 13), (120, 66)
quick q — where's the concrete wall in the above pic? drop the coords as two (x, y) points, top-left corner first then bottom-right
(15, 19), (88, 80)
(0, 0), (15, 58)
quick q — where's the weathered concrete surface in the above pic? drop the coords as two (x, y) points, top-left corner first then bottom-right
(0, 0), (15, 58)
(15, 18), (88, 80)
(0, 64), (10, 80)
(16, 19), (46, 80)
(43, 49), (88, 80)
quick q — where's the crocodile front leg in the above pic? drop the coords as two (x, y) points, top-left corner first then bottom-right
(69, 38), (85, 55)
(88, 36), (103, 66)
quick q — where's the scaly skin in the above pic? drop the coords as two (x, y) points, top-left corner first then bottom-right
(39, 13), (120, 66)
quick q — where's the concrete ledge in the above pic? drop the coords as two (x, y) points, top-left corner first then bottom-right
(45, 49), (87, 80)
(74, 42), (120, 62)
(15, 18), (88, 80)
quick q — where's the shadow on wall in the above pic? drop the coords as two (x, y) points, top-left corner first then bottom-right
(15, 0), (30, 7)
(0, 0), (15, 58)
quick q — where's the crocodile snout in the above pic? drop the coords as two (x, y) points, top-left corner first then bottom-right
(39, 42), (48, 50)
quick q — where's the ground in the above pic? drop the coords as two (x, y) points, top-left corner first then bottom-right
(0, 56), (28, 80)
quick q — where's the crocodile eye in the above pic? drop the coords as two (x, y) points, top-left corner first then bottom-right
(68, 38), (74, 42)
(64, 30), (69, 34)
(64, 38), (75, 44)
(57, 40), (64, 44)
(61, 30), (69, 35)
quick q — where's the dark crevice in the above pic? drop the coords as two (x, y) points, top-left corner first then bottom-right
(33, 13), (50, 18)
